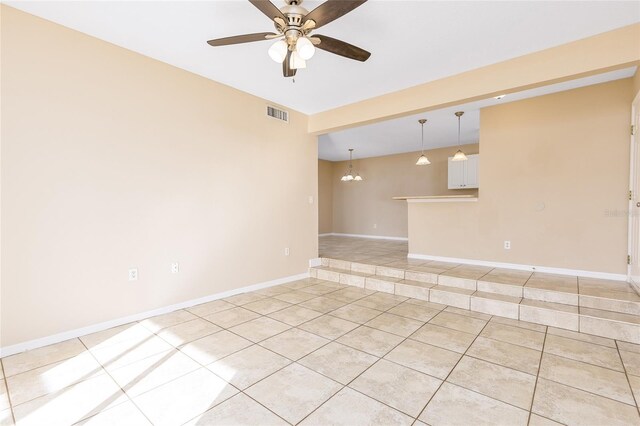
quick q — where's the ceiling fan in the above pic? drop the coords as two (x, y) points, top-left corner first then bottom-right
(207, 0), (371, 78)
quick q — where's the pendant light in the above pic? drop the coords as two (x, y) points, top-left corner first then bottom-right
(341, 148), (363, 182)
(416, 119), (431, 166)
(452, 111), (468, 161)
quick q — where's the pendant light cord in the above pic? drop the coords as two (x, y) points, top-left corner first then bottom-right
(457, 115), (461, 148)
(421, 122), (425, 154)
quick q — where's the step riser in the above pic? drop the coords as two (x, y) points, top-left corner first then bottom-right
(310, 266), (640, 344)
(430, 288), (470, 310)
(523, 287), (578, 306)
(477, 281), (523, 298)
(315, 258), (640, 313)
(471, 296), (520, 320)
(579, 295), (640, 315)
(395, 282), (430, 301)
(437, 275), (477, 291)
(339, 273), (366, 288)
(519, 304), (579, 332)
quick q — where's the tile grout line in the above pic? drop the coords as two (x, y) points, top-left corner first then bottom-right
(74, 338), (156, 426)
(97, 288), (639, 424)
(295, 288), (551, 420)
(330, 273), (636, 356)
(614, 340), (640, 416)
(321, 256), (639, 324)
(172, 281), (375, 424)
(223, 290), (408, 424)
(3, 338), (110, 412)
(115, 307), (260, 424)
(542, 335), (631, 374)
(293, 283), (574, 406)
(526, 323), (548, 425)
(3, 271), (637, 424)
(413, 317), (496, 422)
(293, 292), (437, 424)
(0, 281), (623, 388)
(0, 359), (17, 425)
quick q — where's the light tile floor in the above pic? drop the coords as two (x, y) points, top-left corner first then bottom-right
(320, 236), (640, 337)
(1, 277), (640, 425)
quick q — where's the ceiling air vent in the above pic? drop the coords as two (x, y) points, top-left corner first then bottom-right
(266, 105), (289, 123)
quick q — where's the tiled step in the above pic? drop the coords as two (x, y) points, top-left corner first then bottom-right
(311, 259), (640, 344)
(316, 258), (640, 312)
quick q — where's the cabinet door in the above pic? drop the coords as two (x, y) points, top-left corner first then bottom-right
(464, 155), (479, 188)
(448, 157), (465, 189)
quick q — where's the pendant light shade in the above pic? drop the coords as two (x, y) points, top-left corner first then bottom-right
(415, 119), (431, 166)
(341, 149), (363, 182)
(452, 149), (467, 161)
(451, 111), (468, 162)
(416, 155), (431, 165)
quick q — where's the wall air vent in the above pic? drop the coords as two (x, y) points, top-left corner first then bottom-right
(266, 105), (289, 123)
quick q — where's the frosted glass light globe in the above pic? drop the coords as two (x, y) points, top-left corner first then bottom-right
(268, 40), (288, 63)
(296, 37), (315, 60)
(290, 50), (307, 69)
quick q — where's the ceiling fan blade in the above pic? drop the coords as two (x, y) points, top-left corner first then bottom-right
(207, 32), (277, 47)
(249, 0), (287, 22)
(303, 0), (367, 30)
(283, 50), (296, 77)
(314, 34), (371, 62)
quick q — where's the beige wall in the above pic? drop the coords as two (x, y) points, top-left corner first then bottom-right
(309, 24), (640, 134)
(1, 6), (317, 347)
(409, 79), (634, 274)
(633, 68), (640, 99)
(318, 160), (334, 234)
(324, 145), (478, 238)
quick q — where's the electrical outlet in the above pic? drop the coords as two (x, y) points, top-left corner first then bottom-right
(171, 262), (180, 274)
(373, 224), (377, 229)
(284, 247), (290, 256)
(504, 241), (511, 250)
(128, 268), (138, 281)
(308, 196), (314, 204)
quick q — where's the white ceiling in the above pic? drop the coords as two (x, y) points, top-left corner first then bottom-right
(7, 1), (640, 115)
(318, 67), (637, 161)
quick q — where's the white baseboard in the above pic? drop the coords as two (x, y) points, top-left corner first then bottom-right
(630, 278), (640, 295)
(408, 253), (628, 281)
(0, 271), (310, 358)
(320, 233), (408, 242)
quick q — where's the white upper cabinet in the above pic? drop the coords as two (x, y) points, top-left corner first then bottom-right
(448, 154), (479, 189)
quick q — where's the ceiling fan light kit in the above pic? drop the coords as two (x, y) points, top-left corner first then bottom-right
(207, 0), (371, 77)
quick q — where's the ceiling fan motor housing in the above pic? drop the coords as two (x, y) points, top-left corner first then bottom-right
(279, 3), (309, 46)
